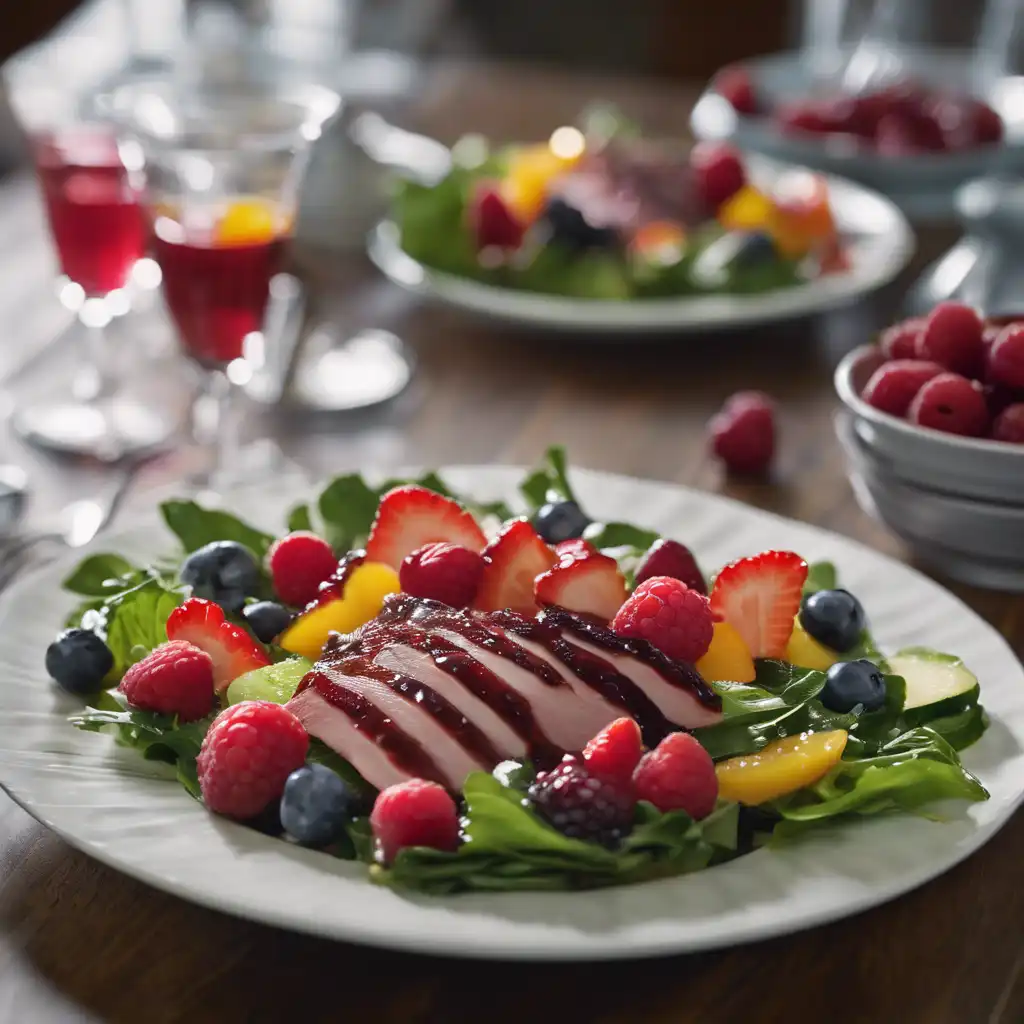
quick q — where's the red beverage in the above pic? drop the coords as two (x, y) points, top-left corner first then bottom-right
(32, 127), (145, 296)
(152, 201), (286, 366)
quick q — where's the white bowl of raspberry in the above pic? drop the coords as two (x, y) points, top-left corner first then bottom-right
(834, 304), (1024, 506)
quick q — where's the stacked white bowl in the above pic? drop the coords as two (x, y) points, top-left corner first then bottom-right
(834, 345), (1024, 592)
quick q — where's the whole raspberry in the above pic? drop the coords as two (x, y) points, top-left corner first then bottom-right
(708, 391), (776, 475)
(267, 532), (338, 608)
(690, 142), (746, 213)
(118, 641), (213, 722)
(527, 760), (635, 846)
(197, 701), (309, 820)
(583, 717), (644, 785)
(716, 65), (758, 116)
(861, 359), (945, 417)
(370, 778), (460, 864)
(633, 732), (718, 820)
(992, 403), (1024, 444)
(879, 318), (923, 360)
(635, 538), (706, 594)
(612, 576), (714, 663)
(399, 542), (484, 608)
(908, 372), (989, 437)
(469, 181), (525, 251)
(986, 324), (1024, 390)
(915, 302), (984, 376)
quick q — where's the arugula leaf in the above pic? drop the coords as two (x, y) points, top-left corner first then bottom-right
(583, 521), (661, 551)
(160, 501), (274, 560)
(286, 503), (313, 533)
(519, 445), (577, 511)
(803, 561), (837, 596)
(62, 554), (138, 596)
(316, 474), (381, 551)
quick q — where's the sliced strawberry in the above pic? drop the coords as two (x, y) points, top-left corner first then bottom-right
(474, 518), (556, 615)
(554, 538), (596, 560)
(709, 550), (808, 658)
(365, 486), (487, 570)
(535, 550), (628, 622)
(166, 598), (271, 692)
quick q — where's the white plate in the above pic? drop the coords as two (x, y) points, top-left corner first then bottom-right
(0, 467), (1021, 960)
(368, 158), (914, 334)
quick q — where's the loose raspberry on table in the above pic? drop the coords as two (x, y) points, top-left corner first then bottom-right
(399, 542), (485, 608)
(197, 701), (309, 820)
(370, 778), (460, 864)
(914, 301), (984, 376)
(908, 372), (989, 437)
(583, 717), (644, 785)
(118, 641), (214, 722)
(268, 531), (339, 608)
(633, 732), (718, 819)
(634, 538), (706, 594)
(708, 391), (776, 476)
(612, 576), (714, 663)
(527, 760), (635, 846)
(860, 359), (944, 417)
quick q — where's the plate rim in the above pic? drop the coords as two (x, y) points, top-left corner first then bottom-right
(1, 466), (1021, 961)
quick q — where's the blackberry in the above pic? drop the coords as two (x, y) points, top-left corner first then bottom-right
(527, 761), (634, 846)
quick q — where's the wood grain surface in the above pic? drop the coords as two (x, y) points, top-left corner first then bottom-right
(0, 62), (1021, 1024)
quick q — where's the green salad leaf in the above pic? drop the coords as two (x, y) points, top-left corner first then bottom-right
(803, 561), (838, 596)
(63, 554), (138, 597)
(160, 500), (275, 560)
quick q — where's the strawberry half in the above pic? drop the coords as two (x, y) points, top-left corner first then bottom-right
(365, 486), (487, 570)
(535, 550), (628, 622)
(709, 550), (808, 658)
(474, 518), (556, 615)
(166, 598), (271, 692)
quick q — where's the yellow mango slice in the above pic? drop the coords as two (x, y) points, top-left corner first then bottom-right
(785, 617), (840, 671)
(716, 729), (848, 805)
(279, 562), (399, 661)
(718, 185), (773, 231)
(501, 144), (577, 222)
(696, 621), (756, 683)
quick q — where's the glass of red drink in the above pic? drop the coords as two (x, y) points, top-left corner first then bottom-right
(103, 77), (339, 485)
(2, 74), (173, 458)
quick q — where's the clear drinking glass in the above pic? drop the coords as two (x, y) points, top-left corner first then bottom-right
(3, 67), (173, 458)
(104, 76), (339, 488)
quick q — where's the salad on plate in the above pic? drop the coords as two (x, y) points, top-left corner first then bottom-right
(49, 449), (988, 895)
(393, 110), (848, 302)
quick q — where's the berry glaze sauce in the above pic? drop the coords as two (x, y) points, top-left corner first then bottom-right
(294, 593), (722, 785)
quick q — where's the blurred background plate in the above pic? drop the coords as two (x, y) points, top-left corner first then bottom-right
(368, 155), (914, 335)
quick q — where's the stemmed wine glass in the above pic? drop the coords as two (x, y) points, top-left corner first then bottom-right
(102, 76), (339, 489)
(3, 67), (172, 459)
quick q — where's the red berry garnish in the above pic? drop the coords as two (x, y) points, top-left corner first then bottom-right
(690, 142), (746, 213)
(879, 318), (923, 360)
(776, 100), (835, 137)
(469, 180), (525, 251)
(634, 538), (706, 594)
(915, 301), (984, 376)
(268, 532), (338, 608)
(527, 760), (635, 845)
(612, 576), (714, 664)
(583, 717), (644, 785)
(554, 538), (597, 560)
(399, 542), (484, 608)
(632, 732), (718, 820)
(716, 65), (758, 116)
(861, 359), (945, 417)
(370, 778), (460, 864)
(708, 390), (776, 475)
(118, 641), (214, 722)
(197, 701), (309, 820)
(986, 324), (1024, 390)
(992, 403), (1024, 444)
(908, 372), (989, 437)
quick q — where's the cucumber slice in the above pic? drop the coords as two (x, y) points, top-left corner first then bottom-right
(887, 647), (980, 724)
(226, 657), (313, 706)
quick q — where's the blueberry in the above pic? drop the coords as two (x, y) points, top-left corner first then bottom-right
(243, 601), (292, 644)
(800, 589), (867, 652)
(732, 231), (778, 266)
(280, 763), (355, 846)
(532, 500), (591, 544)
(180, 541), (260, 612)
(45, 628), (113, 695)
(543, 196), (618, 251)
(821, 659), (886, 713)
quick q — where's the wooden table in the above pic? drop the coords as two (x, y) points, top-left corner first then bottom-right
(1, 62), (1021, 1024)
